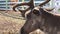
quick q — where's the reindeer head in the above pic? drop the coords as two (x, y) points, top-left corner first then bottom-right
(13, 0), (54, 19)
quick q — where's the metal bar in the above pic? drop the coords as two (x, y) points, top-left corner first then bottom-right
(6, 0), (8, 11)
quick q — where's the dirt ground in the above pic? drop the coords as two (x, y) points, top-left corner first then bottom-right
(0, 10), (26, 34)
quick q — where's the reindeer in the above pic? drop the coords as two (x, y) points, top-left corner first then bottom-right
(13, 0), (60, 34)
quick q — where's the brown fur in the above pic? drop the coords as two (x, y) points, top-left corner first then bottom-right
(21, 8), (60, 34)
(13, 0), (59, 34)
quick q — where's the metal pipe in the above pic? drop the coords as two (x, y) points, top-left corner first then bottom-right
(6, 0), (8, 11)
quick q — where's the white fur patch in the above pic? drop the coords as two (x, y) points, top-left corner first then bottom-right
(36, 29), (45, 34)
(34, 6), (40, 10)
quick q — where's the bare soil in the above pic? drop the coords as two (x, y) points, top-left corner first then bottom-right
(0, 10), (25, 34)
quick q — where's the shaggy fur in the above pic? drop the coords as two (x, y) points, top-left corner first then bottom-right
(13, 0), (60, 34)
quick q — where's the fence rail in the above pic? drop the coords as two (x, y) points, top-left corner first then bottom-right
(0, 1), (50, 10)
(0, 1), (22, 10)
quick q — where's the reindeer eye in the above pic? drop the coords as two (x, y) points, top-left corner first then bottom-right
(33, 9), (40, 16)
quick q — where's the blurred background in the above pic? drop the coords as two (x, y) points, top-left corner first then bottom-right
(0, 0), (60, 11)
(0, 0), (60, 34)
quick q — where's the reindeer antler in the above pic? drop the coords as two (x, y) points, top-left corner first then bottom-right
(39, 0), (50, 7)
(13, 0), (34, 12)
